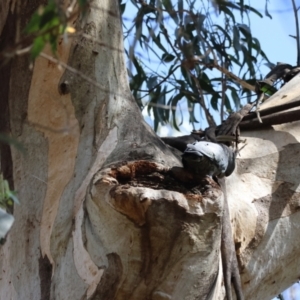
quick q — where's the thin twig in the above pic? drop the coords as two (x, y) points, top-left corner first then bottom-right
(39, 52), (101, 87)
(196, 29), (256, 93)
(39, 52), (134, 103)
(160, 24), (181, 60)
(40, 51), (185, 115)
(147, 102), (193, 111)
(212, 62), (255, 92)
(128, 2), (163, 74)
(291, 0), (300, 65)
(189, 70), (216, 127)
(136, 64), (181, 93)
(220, 59), (226, 122)
(243, 98), (300, 121)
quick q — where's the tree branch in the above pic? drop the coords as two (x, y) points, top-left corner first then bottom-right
(240, 108), (300, 130)
(243, 98), (300, 121)
(291, 0), (300, 65)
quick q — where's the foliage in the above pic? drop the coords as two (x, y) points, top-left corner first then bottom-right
(25, 0), (76, 59)
(0, 174), (17, 243)
(0, 134), (26, 154)
(121, 0), (273, 131)
(0, 174), (19, 210)
(19, 0), (274, 131)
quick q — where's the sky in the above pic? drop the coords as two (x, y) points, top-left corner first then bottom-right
(123, 0), (300, 138)
(122, 1), (300, 299)
(247, 0), (298, 68)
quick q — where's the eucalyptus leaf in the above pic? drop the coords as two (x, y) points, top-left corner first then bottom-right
(243, 4), (263, 18)
(162, 53), (176, 62)
(122, 0), (271, 132)
(178, 0), (183, 23)
(265, 0), (272, 19)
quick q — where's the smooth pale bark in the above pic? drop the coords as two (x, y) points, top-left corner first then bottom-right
(0, 0), (300, 300)
(227, 75), (300, 299)
(227, 120), (300, 299)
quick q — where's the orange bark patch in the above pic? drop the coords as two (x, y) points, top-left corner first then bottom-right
(113, 161), (163, 179)
(105, 160), (217, 199)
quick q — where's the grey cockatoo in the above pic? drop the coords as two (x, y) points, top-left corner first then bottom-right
(182, 141), (236, 178)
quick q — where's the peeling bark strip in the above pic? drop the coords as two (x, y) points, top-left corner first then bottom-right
(30, 43), (80, 269)
(91, 253), (123, 300)
(39, 254), (52, 300)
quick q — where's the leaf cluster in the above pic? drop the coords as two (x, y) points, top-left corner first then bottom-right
(25, 0), (75, 59)
(0, 174), (19, 211)
(122, 0), (272, 131)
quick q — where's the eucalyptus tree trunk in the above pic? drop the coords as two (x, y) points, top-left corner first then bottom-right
(0, 0), (222, 299)
(1, 0), (300, 300)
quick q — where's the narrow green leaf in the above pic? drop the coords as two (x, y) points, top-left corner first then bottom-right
(147, 76), (158, 90)
(227, 54), (242, 66)
(162, 53), (175, 62)
(130, 0), (139, 9)
(78, 0), (88, 7)
(258, 82), (277, 96)
(233, 25), (241, 54)
(218, 4), (236, 23)
(224, 94), (232, 112)
(156, 87), (167, 123)
(6, 191), (19, 205)
(184, 14), (193, 27)
(243, 4), (263, 18)
(162, 0), (172, 11)
(162, 0), (179, 24)
(120, 3), (126, 15)
(239, 0), (244, 15)
(132, 56), (146, 79)
(213, 24), (232, 47)
(237, 23), (251, 35)
(0, 134), (26, 153)
(251, 37), (261, 56)
(178, 0), (183, 23)
(260, 49), (271, 63)
(152, 32), (168, 53)
(196, 13), (206, 30)
(25, 13), (41, 33)
(171, 101), (180, 131)
(265, 1), (272, 19)
(40, 10), (57, 29)
(169, 92), (184, 131)
(181, 66), (193, 89)
(31, 36), (46, 59)
(175, 79), (186, 89)
(198, 77), (216, 94)
(188, 102), (198, 124)
(226, 86), (240, 109)
(220, 2), (240, 10)
(211, 94), (219, 111)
